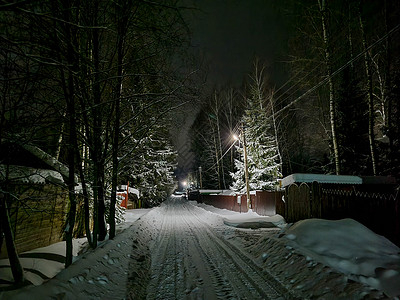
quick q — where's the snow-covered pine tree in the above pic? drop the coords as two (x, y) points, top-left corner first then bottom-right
(230, 60), (282, 192)
(130, 127), (177, 207)
(230, 144), (246, 192)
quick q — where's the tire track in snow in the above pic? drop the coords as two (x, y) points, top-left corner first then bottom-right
(176, 204), (235, 299)
(146, 201), (179, 299)
(180, 201), (291, 299)
(145, 197), (294, 299)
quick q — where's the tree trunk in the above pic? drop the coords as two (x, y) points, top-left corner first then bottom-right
(97, 166), (107, 241)
(92, 162), (99, 248)
(383, 0), (393, 158)
(0, 191), (25, 284)
(77, 153), (93, 247)
(109, 0), (128, 239)
(65, 89), (77, 267)
(214, 93), (226, 189)
(318, 0), (340, 175)
(92, 0), (107, 243)
(358, 3), (377, 175)
(59, 0), (79, 268)
(242, 124), (251, 210)
(109, 98), (120, 239)
(213, 132), (221, 189)
(270, 92), (283, 176)
(347, 2), (355, 72)
(55, 110), (66, 160)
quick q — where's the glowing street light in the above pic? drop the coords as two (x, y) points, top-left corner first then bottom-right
(233, 125), (251, 210)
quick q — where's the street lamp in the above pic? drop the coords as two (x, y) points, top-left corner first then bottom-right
(199, 166), (202, 189)
(241, 125), (252, 211)
(233, 125), (251, 211)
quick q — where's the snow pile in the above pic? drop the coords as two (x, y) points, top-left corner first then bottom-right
(222, 209), (286, 229)
(190, 201), (238, 216)
(0, 238), (86, 287)
(282, 218), (400, 297)
(0, 209), (150, 298)
(193, 200), (399, 297)
(191, 201), (285, 228)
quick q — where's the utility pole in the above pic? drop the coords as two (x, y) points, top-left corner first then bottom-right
(242, 124), (251, 210)
(199, 166), (202, 189)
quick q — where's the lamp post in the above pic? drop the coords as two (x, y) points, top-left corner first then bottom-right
(234, 126), (251, 210)
(199, 166), (202, 189)
(241, 125), (252, 210)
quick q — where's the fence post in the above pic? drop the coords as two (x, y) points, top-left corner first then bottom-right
(285, 185), (290, 222)
(311, 181), (321, 218)
(287, 184), (296, 222)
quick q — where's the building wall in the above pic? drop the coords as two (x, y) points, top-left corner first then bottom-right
(0, 184), (69, 258)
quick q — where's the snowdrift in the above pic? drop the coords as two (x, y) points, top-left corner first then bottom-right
(222, 210), (286, 229)
(282, 218), (400, 297)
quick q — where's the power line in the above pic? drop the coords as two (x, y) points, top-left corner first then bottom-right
(271, 23), (400, 119)
(202, 23), (400, 176)
(204, 138), (237, 174)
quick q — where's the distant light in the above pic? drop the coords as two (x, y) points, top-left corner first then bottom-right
(182, 181), (187, 186)
(233, 134), (239, 141)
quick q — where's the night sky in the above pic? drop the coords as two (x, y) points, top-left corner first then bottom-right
(174, 0), (290, 175)
(185, 0), (289, 87)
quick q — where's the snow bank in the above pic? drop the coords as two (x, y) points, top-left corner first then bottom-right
(192, 200), (399, 297)
(223, 210), (286, 229)
(191, 201), (285, 229)
(189, 201), (238, 216)
(282, 218), (400, 297)
(0, 209), (150, 295)
(0, 238), (87, 287)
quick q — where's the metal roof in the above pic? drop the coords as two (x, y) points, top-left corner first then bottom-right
(280, 173), (362, 187)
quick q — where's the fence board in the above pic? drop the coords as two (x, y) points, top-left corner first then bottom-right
(287, 183), (310, 222)
(254, 191), (278, 216)
(320, 185), (400, 246)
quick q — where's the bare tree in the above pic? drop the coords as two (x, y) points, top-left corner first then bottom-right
(318, 0), (341, 175)
(358, 1), (377, 175)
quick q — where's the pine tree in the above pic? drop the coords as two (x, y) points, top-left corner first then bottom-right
(231, 61), (282, 192)
(230, 146), (245, 192)
(245, 104), (282, 190)
(122, 121), (177, 207)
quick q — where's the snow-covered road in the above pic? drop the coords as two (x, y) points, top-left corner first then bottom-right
(2, 195), (397, 299)
(144, 196), (291, 300)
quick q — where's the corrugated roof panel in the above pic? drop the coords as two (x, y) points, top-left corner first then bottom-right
(281, 173), (362, 187)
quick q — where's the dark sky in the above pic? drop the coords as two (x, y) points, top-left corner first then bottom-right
(174, 1), (290, 176)
(185, 0), (289, 87)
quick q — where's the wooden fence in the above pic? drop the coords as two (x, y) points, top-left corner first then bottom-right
(1, 184), (69, 258)
(196, 183), (399, 246)
(284, 182), (400, 246)
(198, 190), (284, 216)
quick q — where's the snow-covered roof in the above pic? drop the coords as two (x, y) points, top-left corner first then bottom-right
(0, 142), (77, 184)
(198, 189), (232, 195)
(280, 173), (362, 187)
(0, 164), (64, 185)
(22, 144), (71, 180)
(119, 185), (140, 198)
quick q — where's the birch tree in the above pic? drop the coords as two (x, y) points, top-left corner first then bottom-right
(358, 2), (377, 175)
(318, 0), (341, 175)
